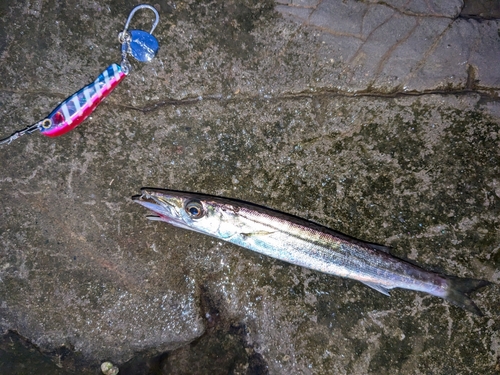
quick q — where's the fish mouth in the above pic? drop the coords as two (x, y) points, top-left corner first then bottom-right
(132, 189), (179, 222)
(132, 188), (195, 230)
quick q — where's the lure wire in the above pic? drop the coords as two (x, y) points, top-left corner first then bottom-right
(0, 123), (42, 145)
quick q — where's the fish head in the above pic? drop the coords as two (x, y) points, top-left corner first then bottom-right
(132, 188), (239, 238)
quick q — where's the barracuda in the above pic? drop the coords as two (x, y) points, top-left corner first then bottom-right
(132, 188), (490, 316)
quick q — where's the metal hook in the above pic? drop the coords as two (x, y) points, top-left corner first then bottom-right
(118, 4), (160, 70)
(121, 4), (159, 36)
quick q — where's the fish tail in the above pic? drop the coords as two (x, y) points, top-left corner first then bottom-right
(444, 277), (490, 316)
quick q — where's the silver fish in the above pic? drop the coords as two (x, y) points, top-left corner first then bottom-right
(132, 188), (490, 315)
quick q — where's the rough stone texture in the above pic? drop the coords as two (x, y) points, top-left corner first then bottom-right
(275, 0), (500, 92)
(0, 0), (499, 374)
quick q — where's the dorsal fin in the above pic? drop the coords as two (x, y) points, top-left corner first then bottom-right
(364, 242), (391, 253)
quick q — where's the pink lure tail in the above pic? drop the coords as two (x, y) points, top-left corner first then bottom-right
(40, 63), (126, 137)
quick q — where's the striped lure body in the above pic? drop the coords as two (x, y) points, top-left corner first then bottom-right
(40, 64), (126, 137)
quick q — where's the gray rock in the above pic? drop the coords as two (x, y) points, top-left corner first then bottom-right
(0, 0), (498, 373)
(276, 0), (500, 92)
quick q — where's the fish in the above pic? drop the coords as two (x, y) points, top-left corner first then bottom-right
(132, 188), (491, 316)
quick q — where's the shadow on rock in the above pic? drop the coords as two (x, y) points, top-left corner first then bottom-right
(119, 283), (269, 375)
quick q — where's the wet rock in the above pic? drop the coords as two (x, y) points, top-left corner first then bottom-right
(275, 0), (500, 92)
(0, 331), (93, 374)
(0, 0), (498, 374)
(462, 0), (500, 19)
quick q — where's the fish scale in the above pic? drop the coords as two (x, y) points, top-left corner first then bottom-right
(133, 188), (491, 316)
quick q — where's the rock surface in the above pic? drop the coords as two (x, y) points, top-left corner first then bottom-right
(0, 0), (499, 374)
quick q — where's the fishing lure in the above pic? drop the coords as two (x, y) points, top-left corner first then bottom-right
(0, 4), (160, 145)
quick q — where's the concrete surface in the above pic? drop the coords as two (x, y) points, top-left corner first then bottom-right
(0, 0), (499, 374)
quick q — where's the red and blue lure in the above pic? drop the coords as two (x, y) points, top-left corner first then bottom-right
(0, 4), (159, 145)
(41, 64), (126, 138)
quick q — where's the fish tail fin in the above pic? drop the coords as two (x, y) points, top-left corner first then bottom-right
(445, 277), (490, 316)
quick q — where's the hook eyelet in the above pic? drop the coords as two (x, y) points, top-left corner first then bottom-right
(41, 119), (52, 129)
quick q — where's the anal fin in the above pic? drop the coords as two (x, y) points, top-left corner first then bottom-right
(361, 281), (391, 296)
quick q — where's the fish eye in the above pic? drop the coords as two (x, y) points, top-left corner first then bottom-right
(185, 200), (204, 219)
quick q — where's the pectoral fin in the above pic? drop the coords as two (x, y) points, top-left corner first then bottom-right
(146, 215), (162, 221)
(361, 281), (391, 296)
